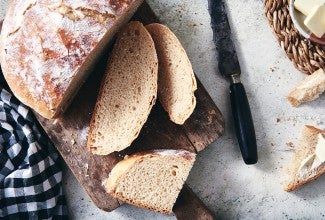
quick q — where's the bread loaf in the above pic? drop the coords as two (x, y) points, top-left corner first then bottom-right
(87, 21), (158, 155)
(0, 0), (143, 119)
(284, 125), (325, 192)
(287, 69), (325, 107)
(104, 149), (196, 214)
(146, 23), (197, 125)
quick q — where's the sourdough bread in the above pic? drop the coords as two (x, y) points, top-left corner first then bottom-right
(0, 0), (143, 119)
(104, 149), (196, 214)
(87, 21), (158, 155)
(284, 125), (325, 192)
(146, 23), (197, 125)
(287, 68), (325, 107)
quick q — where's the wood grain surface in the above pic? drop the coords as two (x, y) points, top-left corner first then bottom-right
(35, 2), (224, 219)
(173, 185), (216, 220)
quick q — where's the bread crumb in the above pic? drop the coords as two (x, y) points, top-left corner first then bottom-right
(286, 142), (294, 148)
(270, 66), (279, 72)
(71, 139), (76, 145)
(208, 109), (216, 115)
(276, 118), (281, 123)
(207, 115), (213, 124)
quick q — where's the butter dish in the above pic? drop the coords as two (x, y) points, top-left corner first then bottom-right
(289, 0), (325, 45)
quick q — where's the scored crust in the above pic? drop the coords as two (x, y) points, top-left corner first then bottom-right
(0, 0), (144, 119)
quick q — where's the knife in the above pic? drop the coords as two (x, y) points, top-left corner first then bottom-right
(208, 0), (258, 164)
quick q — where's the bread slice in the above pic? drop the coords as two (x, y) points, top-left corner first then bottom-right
(146, 23), (197, 125)
(87, 21), (158, 155)
(287, 69), (325, 107)
(104, 149), (196, 214)
(284, 125), (325, 192)
(0, 0), (143, 119)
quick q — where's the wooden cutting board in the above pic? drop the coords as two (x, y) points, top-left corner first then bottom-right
(36, 2), (225, 219)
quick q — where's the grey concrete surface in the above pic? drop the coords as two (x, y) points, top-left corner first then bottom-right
(1, 0), (325, 219)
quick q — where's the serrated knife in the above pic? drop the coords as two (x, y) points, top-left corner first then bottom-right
(208, 0), (258, 164)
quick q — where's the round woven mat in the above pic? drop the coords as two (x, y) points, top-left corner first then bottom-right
(264, 0), (325, 75)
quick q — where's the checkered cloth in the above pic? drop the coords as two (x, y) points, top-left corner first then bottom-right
(0, 88), (68, 219)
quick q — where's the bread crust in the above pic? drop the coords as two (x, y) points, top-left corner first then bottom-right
(284, 125), (325, 192)
(105, 149), (195, 191)
(287, 68), (325, 107)
(285, 163), (325, 192)
(146, 23), (197, 125)
(104, 149), (196, 214)
(111, 193), (173, 214)
(87, 21), (158, 155)
(0, 0), (143, 119)
(105, 153), (173, 214)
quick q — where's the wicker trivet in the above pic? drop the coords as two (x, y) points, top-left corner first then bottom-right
(264, 0), (325, 75)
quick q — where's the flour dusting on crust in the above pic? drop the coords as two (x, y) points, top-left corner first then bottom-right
(0, 0), (136, 114)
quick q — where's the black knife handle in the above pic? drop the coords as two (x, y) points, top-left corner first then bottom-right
(230, 83), (257, 164)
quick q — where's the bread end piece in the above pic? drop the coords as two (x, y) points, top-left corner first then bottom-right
(104, 149), (196, 214)
(284, 125), (325, 192)
(146, 23), (197, 125)
(287, 69), (325, 107)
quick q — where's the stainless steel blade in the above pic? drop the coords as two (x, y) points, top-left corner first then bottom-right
(208, 0), (241, 77)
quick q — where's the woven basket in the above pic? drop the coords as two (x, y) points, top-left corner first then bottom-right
(264, 0), (325, 74)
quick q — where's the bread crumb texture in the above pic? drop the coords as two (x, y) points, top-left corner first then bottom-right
(146, 23), (197, 124)
(284, 125), (325, 192)
(104, 150), (196, 214)
(87, 21), (158, 155)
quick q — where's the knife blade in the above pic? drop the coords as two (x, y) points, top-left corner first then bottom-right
(208, 0), (258, 164)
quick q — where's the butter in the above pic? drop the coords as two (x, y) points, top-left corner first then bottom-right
(294, 0), (325, 16)
(298, 133), (325, 178)
(298, 154), (316, 177)
(315, 134), (325, 161)
(304, 5), (325, 38)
